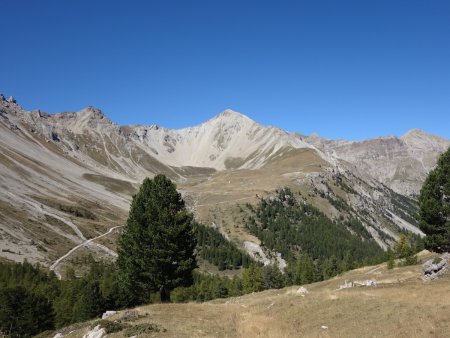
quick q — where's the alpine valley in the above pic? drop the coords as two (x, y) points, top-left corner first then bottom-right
(1, 94), (449, 277)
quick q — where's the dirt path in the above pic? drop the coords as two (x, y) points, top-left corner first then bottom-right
(49, 225), (123, 279)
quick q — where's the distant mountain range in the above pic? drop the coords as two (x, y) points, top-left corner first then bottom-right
(1, 95), (449, 272)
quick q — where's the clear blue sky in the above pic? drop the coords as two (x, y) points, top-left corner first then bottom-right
(1, 0), (449, 140)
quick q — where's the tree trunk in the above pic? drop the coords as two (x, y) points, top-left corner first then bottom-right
(160, 286), (171, 303)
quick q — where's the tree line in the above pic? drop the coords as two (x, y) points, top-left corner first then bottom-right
(245, 187), (387, 279)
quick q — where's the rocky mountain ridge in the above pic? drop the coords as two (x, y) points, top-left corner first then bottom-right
(304, 129), (450, 196)
(0, 95), (449, 271)
(5, 95), (448, 196)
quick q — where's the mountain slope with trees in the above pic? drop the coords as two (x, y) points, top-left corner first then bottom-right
(0, 96), (445, 267)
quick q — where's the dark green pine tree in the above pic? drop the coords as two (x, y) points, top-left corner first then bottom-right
(0, 286), (54, 338)
(418, 147), (450, 252)
(117, 174), (197, 305)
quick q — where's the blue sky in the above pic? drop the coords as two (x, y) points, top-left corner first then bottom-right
(1, 0), (449, 140)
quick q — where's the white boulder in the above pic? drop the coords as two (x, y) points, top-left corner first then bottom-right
(101, 310), (117, 319)
(83, 325), (106, 338)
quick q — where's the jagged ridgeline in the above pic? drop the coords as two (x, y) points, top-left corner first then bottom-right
(1, 95), (449, 270)
(245, 188), (385, 274)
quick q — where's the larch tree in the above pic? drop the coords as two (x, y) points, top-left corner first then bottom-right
(117, 174), (197, 305)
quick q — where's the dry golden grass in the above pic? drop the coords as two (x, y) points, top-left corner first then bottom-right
(54, 251), (450, 338)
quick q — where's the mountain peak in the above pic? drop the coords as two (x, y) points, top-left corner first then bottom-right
(0, 94), (16, 104)
(0, 93), (19, 107)
(402, 128), (426, 137)
(400, 128), (447, 142)
(205, 109), (256, 129)
(76, 106), (112, 123)
(81, 105), (104, 116)
(214, 109), (252, 121)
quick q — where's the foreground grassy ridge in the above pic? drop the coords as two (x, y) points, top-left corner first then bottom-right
(50, 251), (450, 338)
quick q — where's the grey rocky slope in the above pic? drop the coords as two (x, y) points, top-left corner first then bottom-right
(0, 95), (448, 269)
(303, 129), (450, 196)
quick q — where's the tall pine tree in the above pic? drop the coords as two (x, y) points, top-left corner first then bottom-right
(117, 175), (197, 305)
(418, 147), (450, 252)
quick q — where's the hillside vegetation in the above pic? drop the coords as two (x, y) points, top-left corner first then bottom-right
(245, 188), (385, 273)
(1, 97), (448, 268)
(45, 251), (450, 338)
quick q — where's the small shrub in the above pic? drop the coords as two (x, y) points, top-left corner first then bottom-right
(123, 323), (165, 336)
(432, 257), (442, 264)
(387, 258), (395, 269)
(58, 204), (97, 220)
(118, 310), (148, 323)
(398, 255), (418, 267)
(92, 319), (129, 334)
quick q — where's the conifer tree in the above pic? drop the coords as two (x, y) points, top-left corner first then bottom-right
(262, 265), (284, 289)
(0, 286), (54, 337)
(117, 175), (197, 305)
(242, 264), (264, 293)
(418, 147), (450, 252)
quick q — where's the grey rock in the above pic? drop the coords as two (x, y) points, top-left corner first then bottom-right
(101, 310), (117, 319)
(339, 279), (377, 289)
(7, 96), (16, 103)
(306, 130), (450, 196)
(422, 254), (449, 280)
(296, 286), (309, 295)
(82, 325), (106, 338)
(119, 309), (140, 321)
(51, 131), (60, 142)
(10, 123), (21, 131)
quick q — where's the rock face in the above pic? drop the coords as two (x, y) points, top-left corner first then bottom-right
(1, 97), (448, 193)
(126, 109), (315, 171)
(305, 131), (450, 196)
(422, 254), (450, 280)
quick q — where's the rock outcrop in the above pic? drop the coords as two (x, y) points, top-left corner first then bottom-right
(82, 325), (106, 338)
(296, 286), (309, 295)
(422, 254), (450, 280)
(101, 310), (117, 319)
(338, 279), (377, 289)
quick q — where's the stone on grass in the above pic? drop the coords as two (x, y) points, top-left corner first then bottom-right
(82, 325), (106, 338)
(339, 279), (377, 290)
(296, 286), (309, 295)
(422, 254), (450, 280)
(101, 310), (117, 319)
